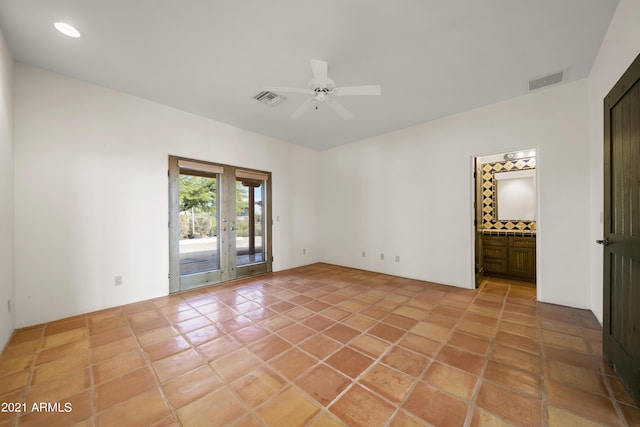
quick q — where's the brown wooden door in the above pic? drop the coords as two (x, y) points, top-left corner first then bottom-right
(602, 53), (640, 405)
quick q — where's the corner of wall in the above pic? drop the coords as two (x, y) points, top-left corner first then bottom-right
(0, 25), (15, 351)
(587, 0), (640, 325)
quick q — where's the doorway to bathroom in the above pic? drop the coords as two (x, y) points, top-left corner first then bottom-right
(473, 150), (537, 290)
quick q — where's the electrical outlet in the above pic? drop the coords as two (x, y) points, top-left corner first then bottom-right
(362, 251), (366, 258)
(395, 255), (400, 262)
(380, 253), (384, 260)
(115, 275), (123, 286)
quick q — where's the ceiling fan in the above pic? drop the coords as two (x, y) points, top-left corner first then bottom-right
(263, 59), (381, 120)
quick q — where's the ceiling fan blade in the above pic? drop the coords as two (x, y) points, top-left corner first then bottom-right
(263, 86), (313, 95)
(291, 98), (315, 118)
(326, 97), (354, 120)
(310, 59), (328, 88)
(333, 85), (382, 96)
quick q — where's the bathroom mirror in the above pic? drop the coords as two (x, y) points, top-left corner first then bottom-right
(494, 169), (536, 221)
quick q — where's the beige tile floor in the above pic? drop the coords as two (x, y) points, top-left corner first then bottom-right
(0, 263), (639, 426)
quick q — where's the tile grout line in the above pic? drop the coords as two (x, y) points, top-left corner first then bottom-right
(461, 278), (505, 427)
(125, 305), (183, 426)
(3, 267), (637, 427)
(13, 325), (45, 427)
(538, 292), (551, 427)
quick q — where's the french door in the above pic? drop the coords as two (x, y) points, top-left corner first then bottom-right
(168, 156), (272, 292)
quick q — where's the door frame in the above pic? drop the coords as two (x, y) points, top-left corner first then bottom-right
(169, 155), (272, 293)
(473, 157), (484, 287)
(471, 150), (540, 295)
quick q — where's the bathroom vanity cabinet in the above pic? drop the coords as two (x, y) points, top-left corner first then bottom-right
(482, 234), (536, 281)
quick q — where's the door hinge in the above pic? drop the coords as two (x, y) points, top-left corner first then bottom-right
(473, 219), (478, 226)
(168, 273), (171, 279)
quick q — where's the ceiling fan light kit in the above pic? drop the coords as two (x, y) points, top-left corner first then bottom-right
(263, 59), (381, 120)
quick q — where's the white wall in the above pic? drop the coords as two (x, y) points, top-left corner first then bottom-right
(587, 0), (640, 323)
(319, 80), (591, 308)
(14, 9), (634, 328)
(0, 29), (14, 350)
(14, 64), (319, 327)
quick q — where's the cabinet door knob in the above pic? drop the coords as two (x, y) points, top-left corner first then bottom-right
(596, 239), (609, 246)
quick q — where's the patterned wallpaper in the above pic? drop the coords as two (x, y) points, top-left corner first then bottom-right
(481, 158), (536, 234)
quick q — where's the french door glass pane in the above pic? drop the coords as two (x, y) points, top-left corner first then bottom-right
(236, 179), (264, 266)
(179, 173), (219, 276)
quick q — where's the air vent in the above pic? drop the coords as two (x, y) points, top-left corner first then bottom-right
(529, 71), (563, 91)
(253, 91), (287, 107)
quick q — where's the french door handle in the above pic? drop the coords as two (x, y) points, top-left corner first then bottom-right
(230, 227), (236, 231)
(596, 239), (609, 246)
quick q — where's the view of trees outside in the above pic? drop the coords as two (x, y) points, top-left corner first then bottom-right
(179, 175), (259, 239)
(236, 185), (263, 239)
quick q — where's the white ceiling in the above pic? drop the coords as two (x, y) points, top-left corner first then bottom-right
(0, 0), (619, 151)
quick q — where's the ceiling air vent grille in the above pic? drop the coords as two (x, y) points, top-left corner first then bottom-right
(253, 91), (287, 106)
(529, 71), (563, 91)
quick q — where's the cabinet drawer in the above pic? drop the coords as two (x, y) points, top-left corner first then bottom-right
(484, 258), (508, 274)
(509, 236), (536, 247)
(483, 235), (508, 246)
(483, 246), (507, 260)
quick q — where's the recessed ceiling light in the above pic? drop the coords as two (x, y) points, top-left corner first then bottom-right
(54, 22), (82, 38)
